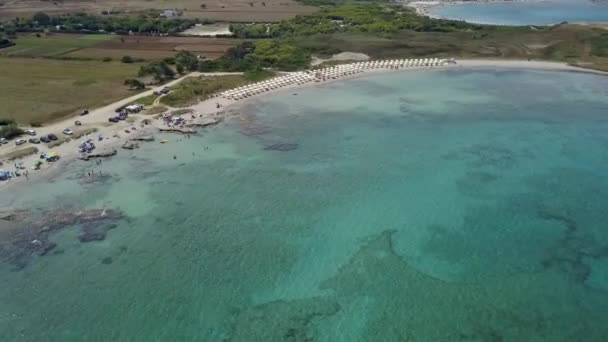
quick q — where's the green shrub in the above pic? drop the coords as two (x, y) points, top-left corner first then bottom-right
(121, 55), (134, 63)
(0, 118), (16, 126)
(0, 124), (24, 139)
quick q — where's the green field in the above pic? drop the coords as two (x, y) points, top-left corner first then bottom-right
(0, 34), (115, 58)
(0, 57), (142, 124)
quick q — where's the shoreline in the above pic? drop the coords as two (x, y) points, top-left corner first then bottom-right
(1, 59), (607, 190)
(405, 0), (536, 23)
(406, 0), (608, 26)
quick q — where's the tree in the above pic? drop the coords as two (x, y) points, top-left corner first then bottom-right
(138, 62), (175, 82)
(175, 50), (199, 71)
(0, 124), (24, 140)
(121, 55), (134, 63)
(33, 12), (51, 26)
(124, 79), (145, 90)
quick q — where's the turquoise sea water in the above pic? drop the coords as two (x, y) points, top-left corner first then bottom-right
(431, 0), (608, 25)
(2, 69), (608, 340)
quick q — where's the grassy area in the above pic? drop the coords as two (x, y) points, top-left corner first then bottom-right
(160, 75), (261, 107)
(131, 94), (159, 106)
(0, 34), (115, 58)
(73, 127), (98, 139)
(145, 106), (169, 115)
(0, 57), (142, 124)
(0, 146), (39, 161)
(244, 69), (276, 82)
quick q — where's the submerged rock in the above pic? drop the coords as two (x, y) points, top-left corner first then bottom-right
(0, 209), (29, 222)
(263, 143), (298, 151)
(0, 208), (124, 270)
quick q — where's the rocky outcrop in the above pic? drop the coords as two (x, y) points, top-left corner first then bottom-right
(132, 135), (155, 142)
(122, 142), (139, 150)
(187, 117), (223, 128)
(80, 149), (117, 161)
(158, 127), (197, 134)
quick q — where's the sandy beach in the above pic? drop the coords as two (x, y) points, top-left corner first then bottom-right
(1, 59), (606, 190)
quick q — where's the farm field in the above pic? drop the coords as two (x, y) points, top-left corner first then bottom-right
(0, 33), (239, 60)
(0, 0), (318, 22)
(0, 57), (142, 124)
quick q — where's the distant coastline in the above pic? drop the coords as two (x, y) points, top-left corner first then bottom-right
(406, 0), (536, 22)
(407, 0), (608, 26)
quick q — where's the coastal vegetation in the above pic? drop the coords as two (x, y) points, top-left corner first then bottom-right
(133, 94), (160, 106)
(0, 120), (24, 140)
(0, 146), (38, 161)
(159, 73), (274, 107)
(160, 75), (248, 107)
(591, 32), (608, 57)
(198, 40), (310, 71)
(230, 4), (479, 39)
(221, 5), (608, 71)
(145, 106), (169, 115)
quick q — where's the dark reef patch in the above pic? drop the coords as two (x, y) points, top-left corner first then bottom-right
(263, 143), (298, 152)
(223, 298), (340, 341)
(0, 208), (124, 270)
(537, 206), (608, 287)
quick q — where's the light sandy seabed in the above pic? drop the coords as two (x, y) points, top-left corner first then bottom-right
(1, 59), (606, 190)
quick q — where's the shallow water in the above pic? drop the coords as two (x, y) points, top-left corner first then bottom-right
(1, 69), (608, 341)
(431, 0), (608, 25)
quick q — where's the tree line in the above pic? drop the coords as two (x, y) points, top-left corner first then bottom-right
(135, 41), (310, 85)
(229, 4), (485, 39)
(6, 12), (202, 35)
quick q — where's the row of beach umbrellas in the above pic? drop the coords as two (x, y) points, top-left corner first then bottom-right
(216, 58), (452, 100)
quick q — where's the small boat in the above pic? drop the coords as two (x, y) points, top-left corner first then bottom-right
(160, 140), (169, 144)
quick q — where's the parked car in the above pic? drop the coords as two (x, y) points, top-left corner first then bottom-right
(48, 133), (58, 141)
(75, 120), (82, 126)
(15, 139), (27, 145)
(63, 128), (73, 135)
(80, 109), (89, 116)
(108, 117), (119, 123)
(0, 138), (7, 144)
(115, 106), (126, 113)
(28, 138), (40, 144)
(40, 136), (51, 143)
(154, 87), (171, 95)
(24, 129), (37, 136)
